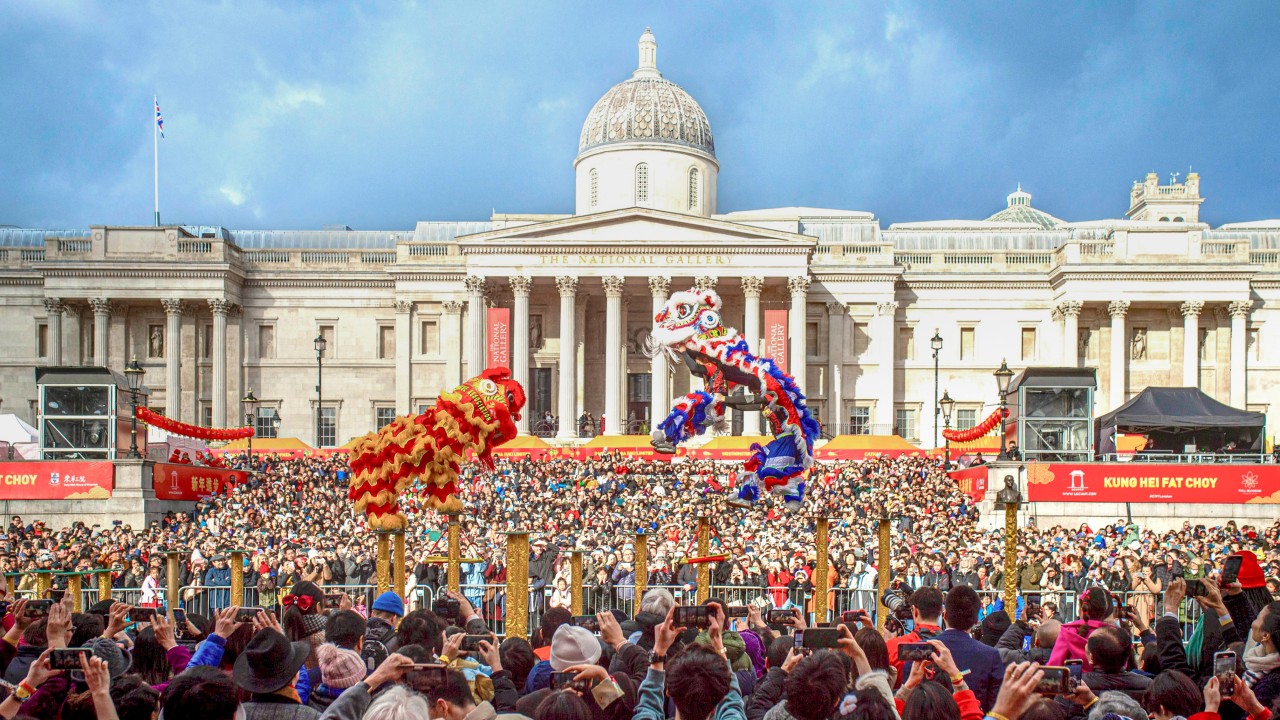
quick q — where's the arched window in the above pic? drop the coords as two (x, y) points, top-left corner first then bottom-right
(1174, 216), (1184, 222)
(635, 163), (649, 204)
(590, 169), (598, 208)
(688, 167), (699, 210)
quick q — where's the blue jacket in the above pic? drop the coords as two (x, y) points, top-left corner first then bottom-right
(935, 627), (1006, 712)
(524, 660), (553, 694)
(188, 633), (311, 705)
(204, 565), (233, 608)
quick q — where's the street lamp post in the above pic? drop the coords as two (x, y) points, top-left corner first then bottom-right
(931, 329), (943, 449)
(994, 359), (1013, 459)
(242, 389), (258, 467)
(314, 335), (327, 448)
(939, 390), (954, 471)
(124, 357), (145, 459)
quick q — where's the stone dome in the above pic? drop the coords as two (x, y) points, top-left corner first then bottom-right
(577, 28), (715, 159)
(985, 185), (1062, 229)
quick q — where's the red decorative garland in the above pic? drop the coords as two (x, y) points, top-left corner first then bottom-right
(941, 408), (1008, 443)
(137, 406), (255, 441)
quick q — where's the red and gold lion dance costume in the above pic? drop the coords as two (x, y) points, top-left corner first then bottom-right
(349, 367), (525, 530)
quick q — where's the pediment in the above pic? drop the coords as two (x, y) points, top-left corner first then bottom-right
(456, 207), (815, 250)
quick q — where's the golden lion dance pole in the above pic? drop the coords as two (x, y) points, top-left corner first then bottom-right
(67, 572), (84, 612)
(446, 514), (461, 593)
(376, 532), (392, 597)
(165, 551), (182, 608)
(393, 530), (407, 600)
(876, 510), (891, 630)
(634, 532), (649, 600)
(34, 571), (52, 602)
(813, 517), (830, 623)
(99, 567), (115, 603)
(230, 550), (245, 608)
(696, 515), (711, 604)
(570, 550), (584, 615)
(504, 531), (530, 640)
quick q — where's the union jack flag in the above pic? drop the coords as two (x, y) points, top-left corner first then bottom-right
(155, 98), (164, 138)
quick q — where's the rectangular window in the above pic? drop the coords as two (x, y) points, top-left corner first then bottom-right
(318, 407), (337, 447)
(806, 321), (819, 359)
(1021, 327), (1037, 362)
(376, 407), (396, 430)
(955, 408), (977, 430)
(378, 326), (395, 360)
(255, 407), (280, 439)
(897, 327), (915, 361)
(201, 405), (212, 427)
(418, 403), (434, 415)
(201, 324), (212, 359)
(420, 319), (439, 355)
(894, 408), (918, 441)
(319, 325), (335, 359)
(37, 323), (49, 359)
(960, 327), (975, 361)
(849, 406), (871, 435)
(258, 325), (276, 359)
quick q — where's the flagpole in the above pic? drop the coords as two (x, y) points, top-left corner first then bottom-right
(153, 95), (160, 227)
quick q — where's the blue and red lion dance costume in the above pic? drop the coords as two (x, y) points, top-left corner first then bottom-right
(645, 288), (821, 510)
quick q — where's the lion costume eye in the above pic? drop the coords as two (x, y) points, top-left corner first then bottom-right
(476, 379), (498, 396)
(674, 303), (694, 320)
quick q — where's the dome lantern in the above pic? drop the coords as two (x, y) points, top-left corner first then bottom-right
(636, 27), (659, 78)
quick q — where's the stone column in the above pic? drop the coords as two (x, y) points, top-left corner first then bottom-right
(209, 300), (231, 426)
(442, 301), (464, 389)
(649, 276), (671, 428)
(1229, 300), (1252, 407)
(394, 300), (413, 415)
(1180, 301), (1204, 389)
(42, 298), (64, 366)
(603, 276), (626, 435)
(741, 277), (764, 434)
(89, 298), (112, 366)
(464, 276), (487, 376)
(874, 301), (898, 432)
(788, 276), (811, 391)
(556, 276), (579, 439)
(826, 302), (844, 434)
(1108, 300), (1130, 410)
(510, 277), (532, 434)
(1059, 301), (1082, 367)
(161, 300), (183, 419)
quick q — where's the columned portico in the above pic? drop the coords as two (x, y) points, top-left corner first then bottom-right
(1058, 301), (1082, 367)
(741, 277), (763, 434)
(1229, 300), (1251, 407)
(603, 276), (625, 434)
(162, 299), (183, 419)
(556, 276), (579, 439)
(42, 298), (64, 366)
(394, 300), (412, 415)
(509, 276), (532, 434)
(464, 275), (487, 377)
(873, 301), (897, 432)
(1180, 300), (1204, 388)
(649, 276), (671, 429)
(787, 276), (810, 390)
(209, 299), (231, 426)
(1108, 300), (1130, 409)
(89, 297), (111, 366)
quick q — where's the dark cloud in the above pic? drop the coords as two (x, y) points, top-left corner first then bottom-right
(1, 1), (1277, 229)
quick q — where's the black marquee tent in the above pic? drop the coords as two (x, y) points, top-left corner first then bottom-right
(1095, 386), (1265, 457)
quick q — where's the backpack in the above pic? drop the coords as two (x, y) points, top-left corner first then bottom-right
(362, 622), (396, 672)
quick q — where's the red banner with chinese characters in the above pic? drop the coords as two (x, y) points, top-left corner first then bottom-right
(948, 466), (988, 503)
(0, 461), (114, 500)
(151, 462), (245, 501)
(763, 309), (788, 373)
(1026, 462), (1280, 504)
(487, 308), (510, 368)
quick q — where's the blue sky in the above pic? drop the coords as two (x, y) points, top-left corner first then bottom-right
(2, 1), (1277, 230)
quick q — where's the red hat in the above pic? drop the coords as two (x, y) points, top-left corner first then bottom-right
(1235, 551), (1266, 590)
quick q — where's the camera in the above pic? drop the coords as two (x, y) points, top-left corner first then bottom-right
(433, 597), (461, 620)
(881, 591), (914, 620)
(1035, 667), (1071, 696)
(49, 648), (92, 671)
(573, 615), (599, 633)
(551, 672), (593, 693)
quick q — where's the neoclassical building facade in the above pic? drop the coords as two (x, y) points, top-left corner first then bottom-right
(2, 30), (1278, 449)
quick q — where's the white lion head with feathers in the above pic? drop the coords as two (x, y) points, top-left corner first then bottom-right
(642, 288), (737, 360)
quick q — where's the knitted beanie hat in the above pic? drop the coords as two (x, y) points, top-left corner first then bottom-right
(316, 643), (366, 690)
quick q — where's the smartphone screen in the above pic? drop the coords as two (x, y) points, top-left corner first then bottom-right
(236, 607), (265, 622)
(801, 627), (839, 649)
(572, 615), (599, 633)
(1221, 556), (1243, 586)
(1065, 660), (1083, 684)
(899, 643), (933, 662)
(1036, 667), (1071, 696)
(129, 607), (157, 623)
(673, 605), (710, 628)
(1213, 651), (1237, 695)
(49, 648), (91, 671)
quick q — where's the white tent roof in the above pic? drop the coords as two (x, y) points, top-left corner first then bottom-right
(0, 414), (37, 444)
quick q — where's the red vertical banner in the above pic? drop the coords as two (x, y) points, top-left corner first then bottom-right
(763, 309), (789, 373)
(487, 308), (511, 368)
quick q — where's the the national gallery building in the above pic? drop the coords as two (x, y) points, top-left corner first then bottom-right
(2, 30), (1277, 450)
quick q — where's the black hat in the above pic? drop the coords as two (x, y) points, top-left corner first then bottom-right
(233, 629), (310, 694)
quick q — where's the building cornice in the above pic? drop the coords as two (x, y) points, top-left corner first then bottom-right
(461, 244), (810, 256)
(35, 264), (247, 282)
(897, 279), (1052, 290)
(244, 277), (395, 289)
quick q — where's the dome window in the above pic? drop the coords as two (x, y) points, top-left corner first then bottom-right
(590, 169), (598, 208)
(688, 168), (699, 210)
(635, 163), (649, 204)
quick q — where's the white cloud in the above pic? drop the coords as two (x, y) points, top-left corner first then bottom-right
(219, 184), (247, 206)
